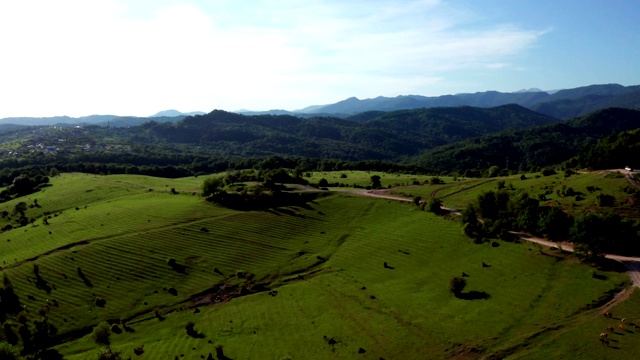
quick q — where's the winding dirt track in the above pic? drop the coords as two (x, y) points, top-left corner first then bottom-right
(514, 234), (640, 287)
(350, 184), (640, 287)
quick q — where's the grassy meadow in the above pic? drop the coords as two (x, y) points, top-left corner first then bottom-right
(0, 172), (638, 359)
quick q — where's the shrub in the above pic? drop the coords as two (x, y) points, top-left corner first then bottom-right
(92, 322), (111, 346)
(215, 345), (225, 358)
(449, 276), (467, 296)
(96, 348), (123, 360)
(0, 343), (20, 360)
(427, 198), (444, 214)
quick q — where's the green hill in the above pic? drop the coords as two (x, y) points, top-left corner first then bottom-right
(411, 107), (640, 173)
(0, 173), (637, 359)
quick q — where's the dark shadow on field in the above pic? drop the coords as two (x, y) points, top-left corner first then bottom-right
(35, 274), (53, 294)
(609, 346), (621, 349)
(34, 349), (64, 360)
(169, 262), (187, 274)
(77, 268), (93, 288)
(457, 291), (491, 300)
(592, 257), (627, 273)
(538, 250), (564, 261)
(592, 272), (608, 280)
(274, 208), (298, 216)
(186, 329), (206, 338)
(122, 323), (135, 333)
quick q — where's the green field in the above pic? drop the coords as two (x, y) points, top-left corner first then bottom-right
(0, 172), (638, 359)
(391, 170), (637, 216)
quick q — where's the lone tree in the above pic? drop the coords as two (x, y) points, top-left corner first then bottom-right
(449, 276), (467, 297)
(427, 198), (443, 214)
(370, 175), (382, 189)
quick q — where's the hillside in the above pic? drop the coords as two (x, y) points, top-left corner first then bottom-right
(410, 107), (640, 173)
(0, 172), (637, 359)
(140, 105), (560, 161)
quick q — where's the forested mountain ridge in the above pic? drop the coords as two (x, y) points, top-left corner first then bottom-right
(1, 106), (639, 180)
(410, 107), (640, 174)
(138, 104), (560, 160)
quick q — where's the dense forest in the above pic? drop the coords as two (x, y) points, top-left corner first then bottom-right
(412, 107), (640, 173)
(0, 106), (638, 184)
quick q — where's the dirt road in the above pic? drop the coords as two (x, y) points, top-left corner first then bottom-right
(516, 233), (640, 287)
(350, 187), (640, 287)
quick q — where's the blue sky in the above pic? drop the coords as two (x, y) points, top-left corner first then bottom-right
(0, 0), (638, 117)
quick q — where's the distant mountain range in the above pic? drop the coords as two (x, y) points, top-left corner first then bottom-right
(1, 83), (639, 126)
(0, 110), (203, 127)
(289, 83), (640, 119)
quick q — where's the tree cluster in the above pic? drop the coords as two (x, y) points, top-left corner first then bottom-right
(461, 187), (640, 257)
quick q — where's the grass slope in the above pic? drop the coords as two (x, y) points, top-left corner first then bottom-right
(0, 173), (635, 359)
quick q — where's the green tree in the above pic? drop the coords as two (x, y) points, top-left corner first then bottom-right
(202, 177), (225, 197)
(427, 198), (443, 214)
(570, 213), (606, 260)
(370, 175), (382, 189)
(0, 343), (19, 360)
(460, 204), (479, 226)
(413, 196), (422, 206)
(449, 276), (467, 297)
(487, 166), (501, 178)
(12, 202), (27, 216)
(91, 321), (111, 347)
(537, 206), (572, 240)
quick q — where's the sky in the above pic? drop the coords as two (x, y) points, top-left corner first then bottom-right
(0, 0), (639, 118)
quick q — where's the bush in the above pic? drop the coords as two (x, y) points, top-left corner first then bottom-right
(427, 198), (443, 214)
(92, 322), (111, 346)
(449, 276), (467, 296)
(0, 343), (20, 360)
(94, 298), (106, 307)
(96, 348), (123, 360)
(596, 193), (615, 207)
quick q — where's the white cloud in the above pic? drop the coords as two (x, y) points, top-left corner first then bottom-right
(0, 0), (548, 117)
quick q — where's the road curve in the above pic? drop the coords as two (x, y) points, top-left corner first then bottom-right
(349, 188), (640, 287)
(515, 233), (640, 287)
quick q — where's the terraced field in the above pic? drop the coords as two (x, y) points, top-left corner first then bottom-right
(0, 172), (638, 359)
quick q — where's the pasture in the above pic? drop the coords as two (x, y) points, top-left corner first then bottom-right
(305, 170), (455, 189)
(390, 170), (637, 216)
(0, 172), (637, 359)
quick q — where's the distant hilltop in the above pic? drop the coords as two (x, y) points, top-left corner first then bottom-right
(150, 109), (206, 117)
